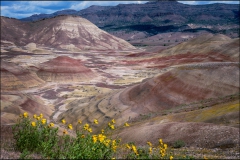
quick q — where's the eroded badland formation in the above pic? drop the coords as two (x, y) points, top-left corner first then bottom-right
(1, 1), (239, 158)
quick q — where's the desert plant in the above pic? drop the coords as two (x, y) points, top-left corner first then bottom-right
(12, 112), (195, 159)
(173, 140), (185, 148)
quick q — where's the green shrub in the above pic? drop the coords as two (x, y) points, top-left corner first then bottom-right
(173, 140), (185, 148)
(12, 112), (195, 159)
(12, 112), (118, 159)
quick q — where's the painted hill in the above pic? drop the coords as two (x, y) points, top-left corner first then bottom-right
(123, 34), (239, 68)
(0, 60), (45, 91)
(0, 15), (135, 51)
(56, 62), (239, 137)
(1, 94), (53, 125)
(37, 56), (96, 82)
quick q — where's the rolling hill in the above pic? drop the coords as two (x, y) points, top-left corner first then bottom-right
(1, 15), (135, 51)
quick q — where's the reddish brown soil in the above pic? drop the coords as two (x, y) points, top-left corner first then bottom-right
(39, 56), (91, 73)
(126, 52), (156, 57)
(1, 61), (45, 91)
(124, 52), (234, 69)
(119, 63), (239, 115)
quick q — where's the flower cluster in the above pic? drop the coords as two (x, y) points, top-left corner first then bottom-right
(15, 112), (181, 159)
(147, 141), (153, 154)
(30, 113), (54, 128)
(13, 112), (59, 156)
(108, 119), (115, 130)
(83, 123), (92, 132)
(159, 139), (168, 157)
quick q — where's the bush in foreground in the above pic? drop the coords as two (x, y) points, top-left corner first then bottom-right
(12, 112), (195, 159)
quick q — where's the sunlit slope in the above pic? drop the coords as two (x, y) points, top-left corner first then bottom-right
(57, 62), (239, 133)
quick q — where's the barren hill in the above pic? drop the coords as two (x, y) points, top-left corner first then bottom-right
(124, 34), (239, 68)
(0, 17), (30, 46)
(1, 94), (53, 124)
(57, 62), (239, 137)
(36, 56), (95, 82)
(1, 15), (135, 51)
(0, 60), (45, 91)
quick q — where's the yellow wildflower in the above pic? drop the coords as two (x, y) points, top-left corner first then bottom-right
(132, 145), (139, 156)
(98, 134), (106, 143)
(84, 123), (89, 130)
(81, 135), (85, 138)
(41, 119), (47, 124)
(104, 139), (111, 147)
(63, 130), (68, 135)
(36, 116), (40, 120)
(39, 113), (43, 119)
(101, 129), (104, 134)
(23, 112), (28, 118)
(160, 148), (166, 157)
(111, 119), (115, 124)
(92, 135), (97, 143)
(68, 124), (73, 130)
(61, 119), (66, 124)
(94, 119), (98, 124)
(49, 123), (54, 127)
(109, 124), (115, 130)
(78, 120), (82, 124)
(112, 140), (117, 146)
(88, 128), (92, 133)
(31, 121), (36, 127)
(147, 141), (152, 147)
(164, 144), (167, 149)
(124, 122), (130, 127)
(149, 147), (152, 154)
(112, 145), (117, 152)
(159, 139), (163, 145)
(126, 144), (131, 149)
(33, 114), (37, 119)
(170, 156), (174, 160)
